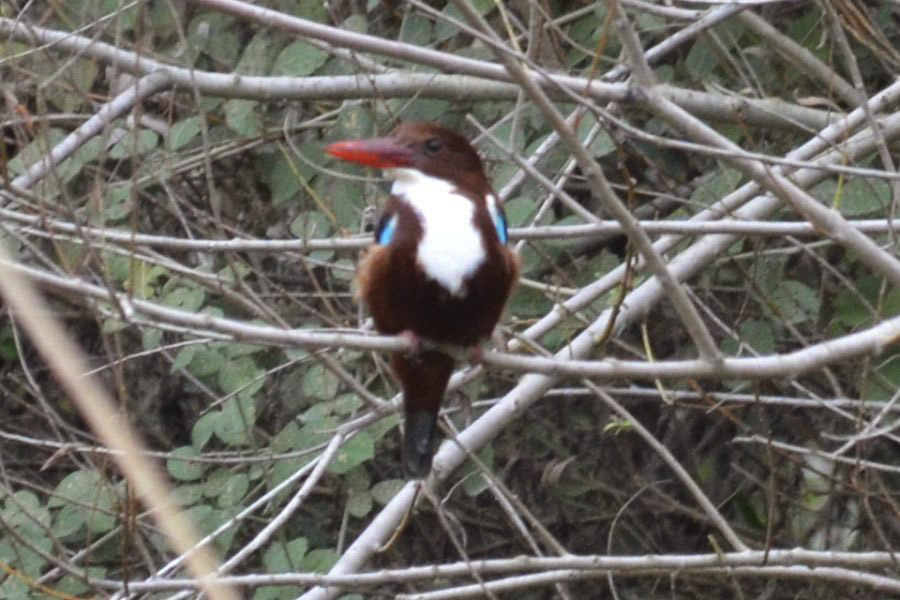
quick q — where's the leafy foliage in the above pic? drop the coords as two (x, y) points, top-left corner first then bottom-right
(0, 0), (898, 598)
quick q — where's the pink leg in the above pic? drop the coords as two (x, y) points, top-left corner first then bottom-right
(399, 330), (422, 355)
(467, 344), (484, 365)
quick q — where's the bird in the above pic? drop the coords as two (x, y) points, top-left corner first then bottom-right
(325, 122), (518, 478)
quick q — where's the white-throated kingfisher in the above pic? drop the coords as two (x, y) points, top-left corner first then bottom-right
(325, 122), (518, 478)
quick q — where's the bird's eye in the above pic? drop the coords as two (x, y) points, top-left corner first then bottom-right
(424, 137), (443, 155)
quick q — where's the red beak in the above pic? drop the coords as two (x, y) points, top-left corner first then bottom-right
(324, 137), (413, 169)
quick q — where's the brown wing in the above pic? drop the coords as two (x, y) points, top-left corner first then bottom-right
(358, 244), (407, 335)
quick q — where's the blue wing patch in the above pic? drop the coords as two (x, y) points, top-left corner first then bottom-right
(375, 214), (397, 245)
(488, 202), (508, 245)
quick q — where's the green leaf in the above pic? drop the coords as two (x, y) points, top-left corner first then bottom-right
(603, 417), (633, 434)
(168, 115), (204, 150)
(217, 473), (250, 507)
(224, 99), (263, 137)
(508, 285), (554, 318)
(346, 490), (372, 518)
(301, 363), (340, 400)
(503, 195), (538, 228)
(102, 250), (130, 282)
(192, 412), (220, 450)
(328, 432), (374, 474)
(479, 120), (523, 165)
(833, 276), (900, 330)
(567, 6), (606, 52)
(168, 446), (207, 482)
(366, 413), (401, 442)
(162, 285), (206, 312)
(48, 473), (94, 510)
(53, 567), (107, 598)
(882, 286), (900, 317)
(85, 506), (116, 535)
(121, 259), (166, 298)
(298, 401), (334, 423)
(753, 256), (787, 296)
(188, 347), (225, 377)
(52, 506), (84, 538)
(218, 356), (265, 397)
(435, 3), (471, 41)
(108, 0), (139, 31)
(296, 417), (339, 450)
(6, 128), (66, 176)
(788, 7), (824, 50)
(834, 278), (877, 329)
(865, 351), (900, 402)
(463, 447), (494, 497)
(216, 396), (257, 446)
(697, 457), (715, 483)
(329, 104), (375, 140)
(108, 129), (159, 159)
(185, 505), (233, 549)
(60, 136), (104, 183)
(260, 152), (301, 206)
(572, 251), (619, 289)
(691, 168), (742, 207)
(172, 345), (199, 372)
(0, 325), (19, 361)
(0, 576), (29, 599)
(735, 494), (767, 531)
(236, 31), (277, 75)
(739, 319), (775, 355)
(0, 533), (49, 578)
(400, 11), (432, 46)
(370, 479), (404, 505)
(342, 14), (367, 34)
(767, 280), (820, 325)
(293, 0), (328, 22)
(263, 537), (308, 573)
(330, 258), (356, 282)
(685, 38), (718, 82)
(332, 393), (363, 415)
(203, 468), (232, 497)
(172, 483), (206, 506)
(272, 41), (328, 76)
(290, 210), (333, 240)
(202, 24), (240, 69)
(837, 177), (890, 216)
(184, 505), (238, 552)
(577, 116), (615, 157)
(101, 317), (127, 333)
(301, 548), (339, 573)
(313, 171), (364, 232)
(48, 471), (116, 535)
(391, 98), (451, 123)
(269, 458), (313, 499)
(345, 465), (370, 492)
(225, 341), (265, 358)
(63, 58), (98, 107)
(253, 586), (293, 600)
(271, 420), (301, 452)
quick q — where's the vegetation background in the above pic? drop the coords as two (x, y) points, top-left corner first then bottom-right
(1, 0), (899, 598)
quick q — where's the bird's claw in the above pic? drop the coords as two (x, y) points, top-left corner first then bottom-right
(467, 344), (484, 366)
(399, 330), (422, 356)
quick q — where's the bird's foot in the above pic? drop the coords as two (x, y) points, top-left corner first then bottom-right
(467, 344), (484, 366)
(399, 330), (422, 356)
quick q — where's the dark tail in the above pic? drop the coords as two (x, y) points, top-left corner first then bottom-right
(391, 351), (455, 479)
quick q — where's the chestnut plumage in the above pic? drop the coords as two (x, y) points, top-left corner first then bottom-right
(326, 122), (518, 478)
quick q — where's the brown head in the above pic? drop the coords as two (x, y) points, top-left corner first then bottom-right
(325, 121), (490, 200)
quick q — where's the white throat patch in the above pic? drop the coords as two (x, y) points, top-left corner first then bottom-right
(389, 168), (485, 297)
